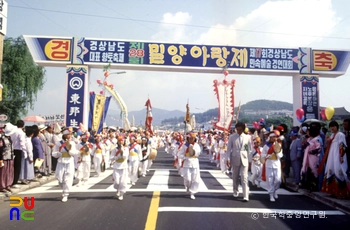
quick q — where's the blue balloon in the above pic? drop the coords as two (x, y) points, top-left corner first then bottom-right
(77, 129), (82, 136)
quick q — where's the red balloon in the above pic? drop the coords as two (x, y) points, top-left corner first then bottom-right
(223, 70), (229, 76)
(320, 108), (326, 120)
(99, 90), (104, 95)
(296, 108), (304, 120)
(103, 81), (108, 86)
(97, 79), (101, 84)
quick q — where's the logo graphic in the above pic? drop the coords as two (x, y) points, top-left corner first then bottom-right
(9, 196), (35, 221)
(69, 77), (83, 90)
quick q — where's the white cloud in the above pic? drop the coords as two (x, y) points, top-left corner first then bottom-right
(197, 0), (340, 47)
(151, 12), (193, 42)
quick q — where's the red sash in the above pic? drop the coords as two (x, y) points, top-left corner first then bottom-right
(96, 142), (102, 150)
(262, 144), (274, 181)
(59, 141), (67, 152)
(129, 143), (137, 151)
(80, 142), (92, 151)
(115, 146), (122, 156)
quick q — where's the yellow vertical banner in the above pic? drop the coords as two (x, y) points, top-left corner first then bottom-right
(92, 94), (106, 132)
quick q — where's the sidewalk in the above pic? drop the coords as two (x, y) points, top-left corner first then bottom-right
(0, 174), (56, 202)
(285, 176), (350, 215)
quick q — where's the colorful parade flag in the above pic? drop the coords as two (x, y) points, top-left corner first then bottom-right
(213, 79), (236, 131)
(88, 92), (111, 133)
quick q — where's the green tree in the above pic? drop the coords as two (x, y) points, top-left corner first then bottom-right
(0, 37), (46, 123)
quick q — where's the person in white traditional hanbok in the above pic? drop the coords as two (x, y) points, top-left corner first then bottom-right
(250, 137), (263, 188)
(178, 132), (201, 200)
(175, 134), (185, 177)
(206, 133), (214, 162)
(219, 132), (229, 173)
(52, 127), (79, 202)
(91, 134), (106, 177)
(147, 134), (158, 171)
(75, 132), (92, 186)
(111, 135), (129, 200)
(102, 134), (112, 170)
(128, 135), (142, 185)
(262, 130), (283, 202)
(140, 137), (150, 177)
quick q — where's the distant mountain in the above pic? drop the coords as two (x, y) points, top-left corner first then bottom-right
(105, 108), (185, 127)
(241, 100), (293, 111)
(160, 100), (293, 125)
(104, 100), (294, 127)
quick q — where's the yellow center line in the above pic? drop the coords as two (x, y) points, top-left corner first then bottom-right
(145, 191), (161, 230)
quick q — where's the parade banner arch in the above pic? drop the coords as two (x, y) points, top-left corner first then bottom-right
(24, 35), (350, 127)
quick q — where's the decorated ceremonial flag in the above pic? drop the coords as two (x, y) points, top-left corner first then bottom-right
(145, 98), (153, 135)
(88, 92), (111, 133)
(184, 102), (190, 123)
(213, 79), (235, 131)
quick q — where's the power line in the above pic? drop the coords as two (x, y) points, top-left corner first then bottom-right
(9, 4), (350, 41)
(18, 1), (75, 36)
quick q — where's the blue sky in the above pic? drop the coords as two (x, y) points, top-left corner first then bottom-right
(5, 0), (350, 121)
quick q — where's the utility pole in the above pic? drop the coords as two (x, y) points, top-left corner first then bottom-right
(0, 0), (8, 101)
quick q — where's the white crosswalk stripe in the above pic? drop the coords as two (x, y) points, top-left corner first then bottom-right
(19, 169), (300, 195)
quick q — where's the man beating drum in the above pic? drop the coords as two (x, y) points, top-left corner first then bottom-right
(146, 132), (158, 172)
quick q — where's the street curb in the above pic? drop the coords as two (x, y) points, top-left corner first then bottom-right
(0, 175), (56, 202)
(285, 181), (350, 215)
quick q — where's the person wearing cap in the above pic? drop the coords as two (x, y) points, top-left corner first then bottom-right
(0, 123), (16, 193)
(227, 122), (252, 202)
(140, 136), (150, 177)
(261, 130), (283, 202)
(111, 135), (129, 200)
(52, 127), (79, 202)
(19, 126), (35, 185)
(75, 132), (93, 186)
(91, 134), (106, 177)
(128, 135), (142, 185)
(250, 136), (263, 188)
(178, 131), (201, 200)
(289, 129), (302, 188)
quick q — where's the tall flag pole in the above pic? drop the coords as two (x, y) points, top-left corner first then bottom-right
(184, 99), (191, 134)
(145, 98), (153, 135)
(236, 100), (241, 124)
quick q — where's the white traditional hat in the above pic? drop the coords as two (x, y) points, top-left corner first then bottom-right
(53, 122), (61, 134)
(38, 124), (46, 131)
(62, 127), (73, 135)
(4, 123), (17, 136)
